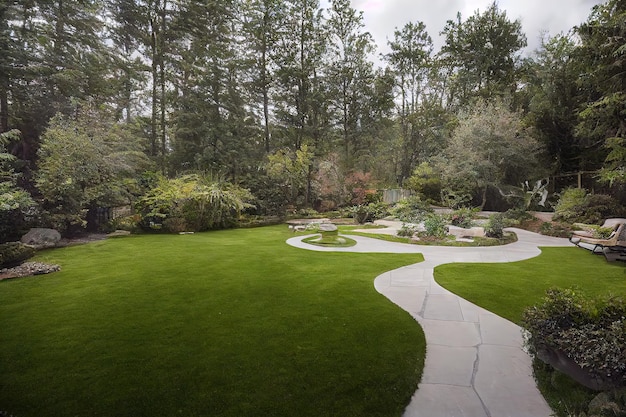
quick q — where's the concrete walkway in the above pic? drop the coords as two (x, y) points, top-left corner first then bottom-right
(287, 228), (572, 417)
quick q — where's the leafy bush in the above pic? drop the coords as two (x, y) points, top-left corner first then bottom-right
(0, 186), (37, 244)
(296, 208), (320, 218)
(554, 188), (625, 224)
(136, 174), (255, 233)
(162, 217), (189, 233)
(449, 207), (477, 228)
(110, 214), (141, 233)
(485, 213), (506, 238)
(403, 162), (442, 204)
(522, 288), (626, 391)
(504, 207), (534, 222)
(539, 222), (572, 238)
(351, 202), (389, 224)
(572, 389), (626, 417)
(397, 223), (419, 238)
(391, 196), (433, 223)
(422, 213), (447, 238)
(0, 242), (36, 269)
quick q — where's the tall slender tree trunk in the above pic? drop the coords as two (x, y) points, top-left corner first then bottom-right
(150, 18), (158, 157)
(0, 74), (8, 132)
(159, 0), (167, 166)
(262, 50), (270, 153)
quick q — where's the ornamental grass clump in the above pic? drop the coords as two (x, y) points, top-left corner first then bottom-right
(522, 288), (626, 391)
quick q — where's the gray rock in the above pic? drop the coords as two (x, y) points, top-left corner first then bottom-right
(20, 228), (62, 249)
(318, 223), (338, 232)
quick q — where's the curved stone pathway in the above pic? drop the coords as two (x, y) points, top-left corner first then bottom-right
(287, 228), (572, 417)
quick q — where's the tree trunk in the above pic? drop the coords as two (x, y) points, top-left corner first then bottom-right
(480, 186), (488, 210)
(150, 18), (158, 157)
(261, 26), (271, 153)
(159, 0), (167, 167)
(0, 73), (8, 132)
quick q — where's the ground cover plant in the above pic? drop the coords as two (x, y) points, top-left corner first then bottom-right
(434, 247), (626, 416)
(0, 226), (425, 417)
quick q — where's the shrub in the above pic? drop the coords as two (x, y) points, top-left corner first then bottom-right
(554, 188), (625, 224)
(136, 174), (254, 233)
(573, 389), (626, 417)
(422, 213), (447, 238)
(504, 207), (534, 222)
(296, 208), (320, 218)
(0, 187), (37, 244)
(0, 242), (36, 269)
(391, 196), (433, 223)
(110, 214), (141, 233)
(485, 213), (506, 238)
(403, 162), (442, 204)
(449, 207), (477, 228)
(351, 202), (389, 224)
(397, 223), (419, 238)
(522, 288), (626, 391)
(163, 217), (188, 233)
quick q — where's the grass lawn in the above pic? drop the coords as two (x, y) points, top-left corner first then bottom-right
(434, 246), (626, 416)
(0, 226), (425, 417)
(434, 247), (626, 324)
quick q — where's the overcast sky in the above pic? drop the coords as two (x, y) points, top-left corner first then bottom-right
(321, 0), (604, 60)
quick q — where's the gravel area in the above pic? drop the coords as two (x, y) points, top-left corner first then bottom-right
(0, 262), (61, 281)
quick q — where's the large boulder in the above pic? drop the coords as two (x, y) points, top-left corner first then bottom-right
(20, 228), (62, 249)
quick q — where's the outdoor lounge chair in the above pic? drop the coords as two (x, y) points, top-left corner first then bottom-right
(570, 219), (626, 261)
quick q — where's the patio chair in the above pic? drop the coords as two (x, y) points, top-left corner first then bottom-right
(570, 219), (626, 261)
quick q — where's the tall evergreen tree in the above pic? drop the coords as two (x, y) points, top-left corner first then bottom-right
(439, 1), (527, 107)
(326, 0), (376, 170)
(241, 0), (287, 154)
(384, 21), (435, 182)
(576, 0), (626, 183)
(525, 33), (584, 173)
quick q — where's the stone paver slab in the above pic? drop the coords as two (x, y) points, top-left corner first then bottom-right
(479, 312), (523, 347)
(403, 384), (488, 417)
(378, 286), (427, 317)
(423, 294), (464, 321)
(421, 345), (477, 386)
(419, 319), (481, 347)
(475, 345), (552, 417)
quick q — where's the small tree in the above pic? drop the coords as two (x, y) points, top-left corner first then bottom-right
(403, 162), (442, 204)
(439, 100), (543, 209)
(35, 108), (151, 234)
(266, 145), (314, 207)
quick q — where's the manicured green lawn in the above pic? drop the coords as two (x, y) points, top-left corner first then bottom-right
(435, 247), (626, 324)
(0, 226), (425, 417)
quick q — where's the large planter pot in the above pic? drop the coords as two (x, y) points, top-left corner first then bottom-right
(537, 345), (617, 391)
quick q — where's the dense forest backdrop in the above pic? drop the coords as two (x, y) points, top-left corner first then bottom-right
(0, 0), (625, 238)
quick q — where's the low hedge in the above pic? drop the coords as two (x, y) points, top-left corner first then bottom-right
(522, 288), (626, 391)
